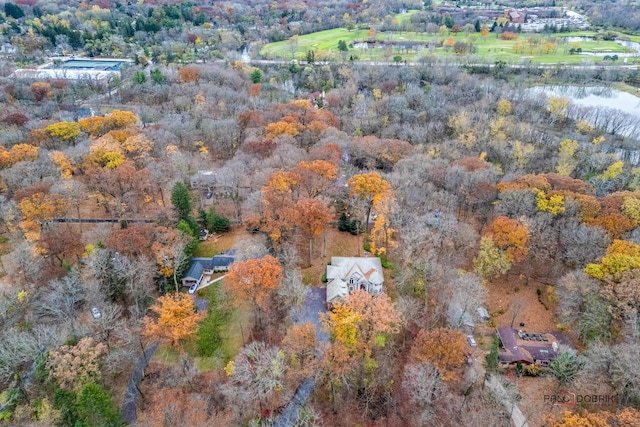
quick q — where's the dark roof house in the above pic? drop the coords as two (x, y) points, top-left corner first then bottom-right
(181, 253), (235, 287)
(496, 327), (569, 366)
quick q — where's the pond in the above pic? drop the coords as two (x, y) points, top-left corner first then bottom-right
(562, 36), (640, 57)
(526, 85), (640, 142)
(528, 85), (640, 120)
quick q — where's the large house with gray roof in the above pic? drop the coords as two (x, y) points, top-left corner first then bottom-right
(326, 256), (384, 306)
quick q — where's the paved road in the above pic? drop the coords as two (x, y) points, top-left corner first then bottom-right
(122, 342), (160, 424)
(275, 287), (327, 427)
(196, 274), (227, 291)
(485, 374), (530, 427)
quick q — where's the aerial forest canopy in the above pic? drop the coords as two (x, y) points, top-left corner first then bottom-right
(2, 0), (640, 426)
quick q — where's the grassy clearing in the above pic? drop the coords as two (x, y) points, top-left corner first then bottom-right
(261, 28), (638, 64)
(221, 299), (254, 357)
(192, 240), (219, 257)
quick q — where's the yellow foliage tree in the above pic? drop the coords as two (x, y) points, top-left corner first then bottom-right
(121, 134), (154, 160)
(585, 239), (640, 280)
(266, 120), (301, 139)
(85, 137), (125, 169)
(496, 99), (512, 116)
(78, 116), (106, 137)
(17, 192), (67, 241)
(142, 293), (205, 351)
(370, 193), (398, 256)
(48, 151), (73, 178)
(548, 96), (570, 124)
(622, 197), (640, 221)
(556, 139), (579, 176)
(535, 189), (565, 215)
(598, 160), (624, 180)
(44, 122), (81, 142)
(103, 109), (138, 131)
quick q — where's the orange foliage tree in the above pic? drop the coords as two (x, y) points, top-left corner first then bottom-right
(586, 212), (637, 239)
(142, 293), (205, 351)
(16, 190), (67, 241)
(48, 150), (73, 178)
(29, 81), (51, 102)
(484, 216), (530, 263)
(178, 67), (199, 83)
(137, 388), (222, 426)
(545, 408), (640, 427)
(258, 171), (301, 248)
(282, 322), (318, 383)
(224, 255), (283, 334)
(295, 197), (332, 265)
(348, 172), (392, 233)
(293, 160), (338, 198)
(78, 116), (107, 137)
(410, 328), (467, 382)
(0, 143), (39, 168)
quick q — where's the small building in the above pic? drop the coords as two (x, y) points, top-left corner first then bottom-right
(190, 170), (217, 189)
(448, 303), (475, 333)
(507, 10), (525, 24)
(326, 256), (384, 306)
(477, 306), (490, 322)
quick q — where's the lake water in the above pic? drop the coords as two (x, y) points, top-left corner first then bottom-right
(528, 85), (640, 120)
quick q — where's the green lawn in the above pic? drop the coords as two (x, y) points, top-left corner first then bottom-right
(192, 240), (219, 257)
(261, 28), (638, 65)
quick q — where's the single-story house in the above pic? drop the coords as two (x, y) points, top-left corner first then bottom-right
(496, 327), (569, 367)
(326, 256), (384, 306)
(181, 253), (235, 287)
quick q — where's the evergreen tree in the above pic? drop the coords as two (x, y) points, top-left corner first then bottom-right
(250, 68), (262, 83)
(150, 68), (164, 84)
(133, 71), (146, 84)
(171, 182), (192, 221)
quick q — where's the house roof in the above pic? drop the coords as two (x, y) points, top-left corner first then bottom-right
(183, 260), (204, 281)
(326, 279), (349, 305)
(11, 68), (119, 81)
(327, 257), (384, 284)
(211, 255), (235, 267)
(497, 327), (567, 364)
(448, 303), (475, 329)
(326, 257), (384, 305)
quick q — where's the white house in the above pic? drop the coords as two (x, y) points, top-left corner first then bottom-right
(326, 256), (384, 306)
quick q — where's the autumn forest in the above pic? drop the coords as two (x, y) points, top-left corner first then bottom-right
(2, 0), (640, 426)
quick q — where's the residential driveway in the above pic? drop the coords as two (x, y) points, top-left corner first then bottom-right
(292, 286), (328, 344)
(275, 287), (328, 427)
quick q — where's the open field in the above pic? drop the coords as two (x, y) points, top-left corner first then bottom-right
(261, 28), (640, 65)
